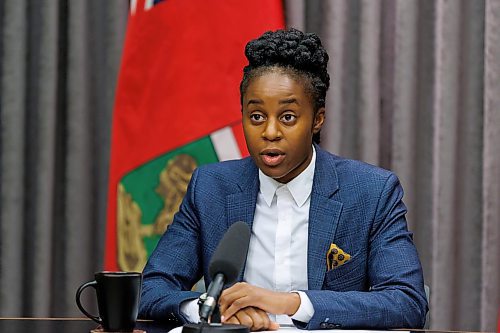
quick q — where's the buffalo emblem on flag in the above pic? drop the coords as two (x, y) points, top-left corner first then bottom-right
(115, 126), (244, 271)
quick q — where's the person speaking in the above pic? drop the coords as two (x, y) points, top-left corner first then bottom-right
(139, 28), (428, 331)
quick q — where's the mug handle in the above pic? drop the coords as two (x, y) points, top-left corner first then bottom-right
(75, 280), (102, 325)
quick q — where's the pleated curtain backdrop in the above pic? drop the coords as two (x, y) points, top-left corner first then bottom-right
(0, 0), (498, 331)
(284, 0), (499, 331)
(0, 0), (128, 317)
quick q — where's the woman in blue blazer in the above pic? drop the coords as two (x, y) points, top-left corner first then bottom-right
(139, 28), (428, 331)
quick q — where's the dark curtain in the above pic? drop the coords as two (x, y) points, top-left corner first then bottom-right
(0, 0), (128, 316)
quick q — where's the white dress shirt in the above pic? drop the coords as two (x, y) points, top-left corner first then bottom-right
(181, 147), (316, 324)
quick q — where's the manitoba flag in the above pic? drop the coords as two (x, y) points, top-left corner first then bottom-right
(105, 0), (284, 271)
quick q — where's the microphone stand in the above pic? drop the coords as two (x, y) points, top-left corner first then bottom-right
(182, 222), (251, 333)
(181, 293), (249, 333)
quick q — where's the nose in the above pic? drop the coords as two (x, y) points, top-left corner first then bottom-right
(262, 118), (282, 141)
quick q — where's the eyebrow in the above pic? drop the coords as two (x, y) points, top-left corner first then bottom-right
(247, 99), (263, 106)
(246, 98), (299, 106)
(279, 98), (299, 105)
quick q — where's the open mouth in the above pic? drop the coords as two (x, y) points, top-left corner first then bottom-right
(260, 150), (285, 167)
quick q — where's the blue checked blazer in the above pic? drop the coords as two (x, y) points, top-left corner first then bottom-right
(139, 145), (428, 329)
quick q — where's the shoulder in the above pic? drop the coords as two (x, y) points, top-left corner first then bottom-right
(336, 156), (393, 182)
(191, 157), (257, 193)
(195, 157), (255, 179)
(315, 146), (400, 197)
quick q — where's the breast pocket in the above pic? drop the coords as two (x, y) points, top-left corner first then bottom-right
(323, 251), (367, 291)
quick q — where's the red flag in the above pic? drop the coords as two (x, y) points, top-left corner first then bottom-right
(105, 0), (284, 271)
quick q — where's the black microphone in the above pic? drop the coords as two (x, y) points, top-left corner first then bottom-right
(199, 221), (251, 322)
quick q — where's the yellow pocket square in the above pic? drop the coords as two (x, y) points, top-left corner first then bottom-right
(326, 243), (351, 270)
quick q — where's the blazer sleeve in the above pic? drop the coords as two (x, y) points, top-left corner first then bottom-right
(298, 173), (428, 330)
(139, 168), (203, 323)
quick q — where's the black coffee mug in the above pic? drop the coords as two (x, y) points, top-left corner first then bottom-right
(76, 271), (142, 332)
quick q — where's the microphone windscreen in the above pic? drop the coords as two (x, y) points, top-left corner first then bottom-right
(208, 221), (251, 284)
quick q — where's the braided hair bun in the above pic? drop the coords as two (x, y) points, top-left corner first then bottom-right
(244, 29), (329, 87)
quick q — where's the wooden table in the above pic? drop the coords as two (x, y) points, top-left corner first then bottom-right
(0, 318), (491, 333)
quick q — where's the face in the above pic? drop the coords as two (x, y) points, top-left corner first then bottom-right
(242, 70), (325, 183)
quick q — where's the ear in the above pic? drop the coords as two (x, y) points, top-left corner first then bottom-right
(312, 108), (325, 134)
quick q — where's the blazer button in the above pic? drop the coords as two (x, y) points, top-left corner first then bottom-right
(320, 322), (328, 329)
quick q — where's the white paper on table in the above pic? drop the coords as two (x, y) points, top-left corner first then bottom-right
(168, 324), (409, 333)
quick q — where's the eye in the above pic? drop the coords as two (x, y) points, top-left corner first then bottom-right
(280, 113), (297, 124)
(250, 113), (265, 123)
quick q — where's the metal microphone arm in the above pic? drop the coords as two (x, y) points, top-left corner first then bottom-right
(198, 273), (225, 322)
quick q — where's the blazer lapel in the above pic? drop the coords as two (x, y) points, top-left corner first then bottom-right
(226, 160), (259, 230)
(225, 159), (259, 281)
(226, 190), (258, 230)
(307, 147), (343, 290)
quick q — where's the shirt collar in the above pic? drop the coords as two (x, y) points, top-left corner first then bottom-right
(258, 145), (316, 207)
